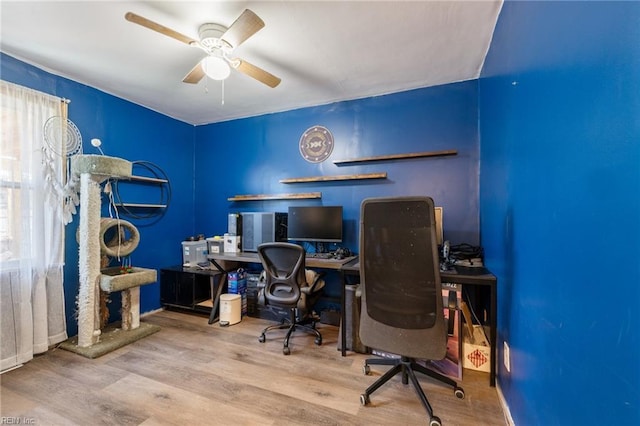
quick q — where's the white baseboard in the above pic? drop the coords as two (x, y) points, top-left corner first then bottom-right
(1, 363), (23, 375)
(496, 382), (515, 425)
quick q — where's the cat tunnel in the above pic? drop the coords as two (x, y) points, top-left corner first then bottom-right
(99, 217), (140, 257)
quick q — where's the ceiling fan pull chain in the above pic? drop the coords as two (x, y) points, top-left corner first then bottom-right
(221, 79), (225, 106)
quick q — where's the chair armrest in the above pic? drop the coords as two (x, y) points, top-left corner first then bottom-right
(306, 271), (326, 294)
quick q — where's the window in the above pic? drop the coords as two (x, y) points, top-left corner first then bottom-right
(0, 80), (64, 267)
(0, 80), (68, 370)
(0, 104), (25, 264)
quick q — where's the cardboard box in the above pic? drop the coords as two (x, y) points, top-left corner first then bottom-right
(228, 269), (247, 316)
(462, 324), (491, 373)
(224, 233), (241, 253)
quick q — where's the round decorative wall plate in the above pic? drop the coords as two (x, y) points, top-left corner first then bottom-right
(299, 125), (334, 163)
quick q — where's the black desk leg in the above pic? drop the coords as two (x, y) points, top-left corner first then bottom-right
(208, 258), (229, 325)
(340, 271), (347, 356)
(208, 273), (227, 324)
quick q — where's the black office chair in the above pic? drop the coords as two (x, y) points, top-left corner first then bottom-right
(257, 242), (324, 355)
(358, 196), (464, 426)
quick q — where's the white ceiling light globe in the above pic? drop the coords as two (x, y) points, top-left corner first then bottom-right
(202, 56), (231, 80)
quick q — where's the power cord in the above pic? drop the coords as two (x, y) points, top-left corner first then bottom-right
(449, 243), (483, 261)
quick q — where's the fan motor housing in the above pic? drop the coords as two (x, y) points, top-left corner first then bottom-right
(198, 23), (231, 51)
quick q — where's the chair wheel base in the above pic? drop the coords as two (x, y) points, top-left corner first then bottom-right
(283, 346), (291, 355)
(314, 337), (322, 345)
(429, 416), (442, 426)
(258, 334), (266, 343)
(454, 387), (465, 399)
(360, 394), (369, 406)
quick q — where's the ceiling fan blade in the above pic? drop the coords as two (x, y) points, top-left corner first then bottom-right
(221, 9), (265, 48)
(182, 61), (205, 84)
(125, 12), (198, 46)
(232, 58), (281, 88)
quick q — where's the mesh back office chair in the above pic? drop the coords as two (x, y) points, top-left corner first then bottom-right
(358, 197), (464, 426)
(257, 242), (324, 355)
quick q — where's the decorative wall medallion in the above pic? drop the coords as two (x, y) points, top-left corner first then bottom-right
(299, 125), (334, 163)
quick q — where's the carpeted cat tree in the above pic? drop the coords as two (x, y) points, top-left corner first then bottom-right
(60, 155), (159, 358)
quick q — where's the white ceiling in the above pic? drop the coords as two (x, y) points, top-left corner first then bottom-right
(1, 1), (503, 126)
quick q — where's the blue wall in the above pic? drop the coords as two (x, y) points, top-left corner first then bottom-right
(1, 53), (196, 336)
(194, 81), (480, 249)
(479, 1), (640, 425)
(194, 82), (481, 301)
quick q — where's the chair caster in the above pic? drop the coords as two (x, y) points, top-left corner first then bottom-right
(314, 337), (322, 345)
(283, 346), (291, 355)
(359, 394), (370, 406)
(363, 364), (370, 375)
(258, 334), (266, 343)
(429, 416), (442, 426)
(454, 386), (465, 399)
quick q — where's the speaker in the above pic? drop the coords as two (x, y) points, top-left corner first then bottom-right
(228, 213), (242, 236)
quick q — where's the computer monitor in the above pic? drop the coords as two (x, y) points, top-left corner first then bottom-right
(287, 206), (343, 243)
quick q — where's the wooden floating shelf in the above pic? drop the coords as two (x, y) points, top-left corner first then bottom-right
(280, 172), (387, 184)
(333, 149), (457, 166)
(228, 192), (322, 201)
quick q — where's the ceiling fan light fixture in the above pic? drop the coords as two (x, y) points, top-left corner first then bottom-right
(202, 56), (231, 80)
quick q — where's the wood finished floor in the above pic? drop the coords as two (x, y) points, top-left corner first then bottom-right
(1, 310), (506, 425)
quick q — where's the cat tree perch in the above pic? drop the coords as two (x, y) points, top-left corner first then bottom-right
(61, 154), (159, 357)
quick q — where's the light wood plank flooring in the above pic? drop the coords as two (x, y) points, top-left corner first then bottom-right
(1, 310), (506, 425)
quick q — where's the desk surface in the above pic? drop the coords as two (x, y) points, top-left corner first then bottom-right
(208, 251), (357, 270)
(162, 265), (222, 276)
(341, 258), (496, 285)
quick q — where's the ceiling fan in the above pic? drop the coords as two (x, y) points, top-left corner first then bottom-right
(125, 9), (281, 88)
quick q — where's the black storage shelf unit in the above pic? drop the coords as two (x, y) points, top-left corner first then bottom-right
(160, 266), (220, 313)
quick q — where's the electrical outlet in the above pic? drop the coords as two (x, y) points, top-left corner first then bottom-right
(503, 341), (511, 373)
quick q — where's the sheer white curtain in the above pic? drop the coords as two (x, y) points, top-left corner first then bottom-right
(0, 80), (68, 371)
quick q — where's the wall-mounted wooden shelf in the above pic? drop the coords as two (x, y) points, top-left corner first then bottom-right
(333, 149), (457, 166)
(228, 192), (322, 201)
(280, 172), (387, 184)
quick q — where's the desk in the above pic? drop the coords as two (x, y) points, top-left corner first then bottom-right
(208, 251), (497, 387)
(208, 251), (356, 270)
(207, 251), (356, 323)
(340, 258), (498, 387)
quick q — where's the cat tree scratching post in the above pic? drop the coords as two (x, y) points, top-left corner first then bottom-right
(59, 155), (160, 358)
(73, 155), (133, 347)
